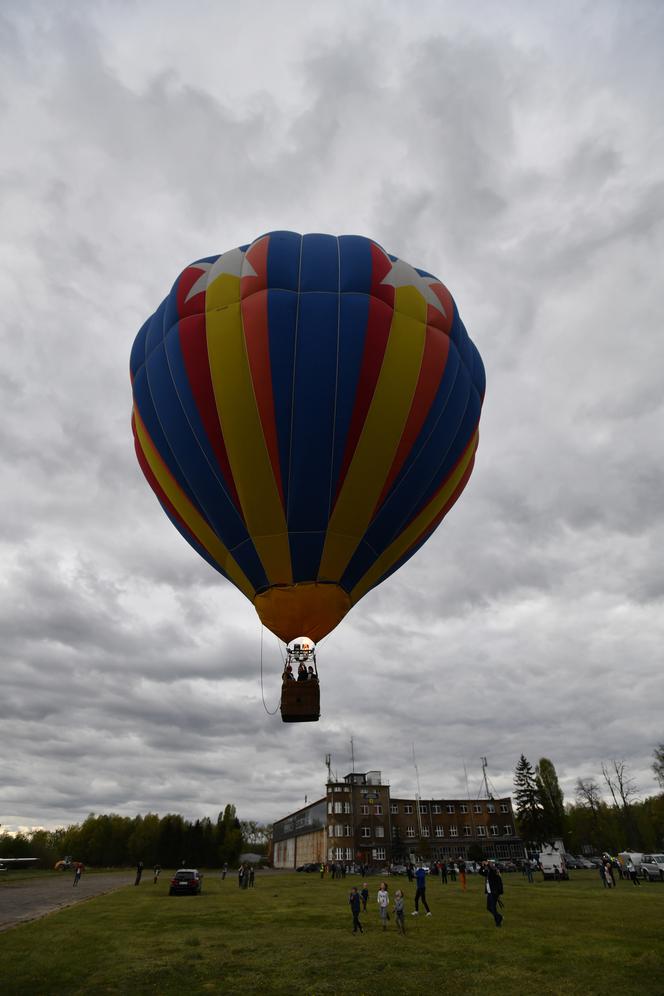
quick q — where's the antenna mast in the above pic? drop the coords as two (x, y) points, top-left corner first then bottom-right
(480, 756), (495, 800)
(412, 745), (423, 840)
(325, 754), (332, 784)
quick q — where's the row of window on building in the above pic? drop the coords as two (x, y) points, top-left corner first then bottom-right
(329, 824), (514, 839)
(328, 843), (519, 863)
(328, 801), (511, 816)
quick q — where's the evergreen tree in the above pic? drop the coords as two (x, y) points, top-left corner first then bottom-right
(652, 744), (664, 789)
(513, 754), (543, 846)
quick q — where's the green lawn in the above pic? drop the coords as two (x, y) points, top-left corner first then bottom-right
(2, 870), (663, 995)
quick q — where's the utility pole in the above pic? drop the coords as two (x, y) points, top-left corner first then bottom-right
(350, 737), (355, 773)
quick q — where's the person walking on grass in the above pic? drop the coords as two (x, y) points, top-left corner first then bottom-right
(411, 865), (431, 916)
(626, 858), (641, 886)
(394, 889), (406, 934)
(377, 881), (390, 930)
(440, 860), (448, 884)
(153, 864), (161, 885)
(349, 887), (364, 934)
(480, 860), (504, 927)
(458, 857), (467, 892)
(134, 861), (143, 886)
(361, 883), (369, 911)
(73, 863), (82, 887)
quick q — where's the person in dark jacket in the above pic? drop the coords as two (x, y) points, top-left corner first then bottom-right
(480, 860), (504, 927)
(349, 887), (364, 933)
(411, 865), (431, 915)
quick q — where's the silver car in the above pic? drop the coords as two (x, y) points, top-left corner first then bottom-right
(641, 854), (664, 882)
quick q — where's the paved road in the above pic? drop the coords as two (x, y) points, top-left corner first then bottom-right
(0, 872), (133, 931)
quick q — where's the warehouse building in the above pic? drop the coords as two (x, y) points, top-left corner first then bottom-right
(272, 769), (524, 868)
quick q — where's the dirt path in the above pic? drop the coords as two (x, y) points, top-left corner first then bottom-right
(0, 871), (133, 931)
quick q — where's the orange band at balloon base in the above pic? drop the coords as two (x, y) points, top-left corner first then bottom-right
(254, 582), (352, 644)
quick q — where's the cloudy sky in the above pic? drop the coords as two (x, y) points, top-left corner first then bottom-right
(2, 0), (663, 834)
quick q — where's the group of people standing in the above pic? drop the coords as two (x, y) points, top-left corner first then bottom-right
(238, 863), (255, 888)
(282, 662), (318, 682)
(348, 861), (504, 933)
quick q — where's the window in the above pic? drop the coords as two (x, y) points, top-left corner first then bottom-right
(327, 802), (332, 814)
(345, 847), (353, 861)
(504, 825), (513, 836)
(473, 804), (482, 814)
(419, 803), (428, 814)
(373, 847), (386, 861)
(360, 804), (369, 815)
(447, 805), (455, 814)
(460, 804), (468, 814)
(328, 848), (334, 860)
(328, 826), (333, 837)
(477, 826), (487, 837)
(487, 803), (495, 814)
(390, 803), (399, 814)
(335, 848), (344, 860)
(435, 826), (445, 837)
(463, 825), (471, 837)
(500, 803), (510, 814)
(490, 825), (499, 836)
(334, 801), (342, 814)
(432, 804), (441, 814)
(374, 804), (383, 815)
(449, 826), (458, 837)
(344, 802), (352, 814)
(406, 826), (416, 838)
(343, 825), (352, 837)
(360, 827), (371, 838)
(343, 786), (350, 792)
(376, 826), (385, 838)
(404, 804), (413, 814)
(421, 826), (430, 837)
(335, 824), (343, 836)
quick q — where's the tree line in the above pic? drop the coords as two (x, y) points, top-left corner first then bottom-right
(514, 742), (664, 854)
(0, 806), (273, 868)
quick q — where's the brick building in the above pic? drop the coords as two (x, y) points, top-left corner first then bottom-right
(272, 769), (524, 868)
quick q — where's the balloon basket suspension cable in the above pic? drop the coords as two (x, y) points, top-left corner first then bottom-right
(259, 625), (281, 716)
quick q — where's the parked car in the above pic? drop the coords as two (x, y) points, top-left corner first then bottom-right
(573, 856), (595, 869)
(169, 869), (203, 895)
(640, 855), (664, 882)
(296, 863), (320, 872)
(564, 855), (583, 870)
(391, 864), (408, 875)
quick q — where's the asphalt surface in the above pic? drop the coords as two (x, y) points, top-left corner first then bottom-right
(0, 871), (133, 931)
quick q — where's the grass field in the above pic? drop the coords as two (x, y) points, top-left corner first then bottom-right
(2, 869), (663, 995)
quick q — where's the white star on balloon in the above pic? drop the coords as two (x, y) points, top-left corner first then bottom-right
(185, 248), (257, 302)
(380, 257), (447, 317)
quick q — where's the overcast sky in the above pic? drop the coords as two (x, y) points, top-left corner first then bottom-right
(2, 0), (663, 835)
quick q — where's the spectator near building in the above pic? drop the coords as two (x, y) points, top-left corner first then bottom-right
(271, 768), (524, 869)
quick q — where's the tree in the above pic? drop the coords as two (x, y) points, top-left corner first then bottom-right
(513, 755), (543, 847)
(653, 744), (664, 789)
(536, 758), (566, 841)
(602, 759), (639, 847)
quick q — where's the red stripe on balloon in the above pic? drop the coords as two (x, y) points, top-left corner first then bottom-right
(333, 243), (394, 504)
(240, 236), (285, 508)
(177, 313), (242, 512)
(373, 323), (450, 514)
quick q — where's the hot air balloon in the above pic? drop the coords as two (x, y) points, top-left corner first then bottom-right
(130, 231), (485, 721)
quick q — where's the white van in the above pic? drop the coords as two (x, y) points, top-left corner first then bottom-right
(538, 843), (569, 881)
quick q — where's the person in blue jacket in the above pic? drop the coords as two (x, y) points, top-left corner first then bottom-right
(349, 886), (364, 933)
(411, 865), (432, 916)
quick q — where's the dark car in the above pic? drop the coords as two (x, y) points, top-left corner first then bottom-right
(169, 869), (203, 895)
(296, 863), (320, 872)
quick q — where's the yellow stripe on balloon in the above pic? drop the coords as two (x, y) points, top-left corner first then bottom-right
(133, 409), (256, 601)
(205, 275), (292, 586)
(319, 285), (427, 580)
(349, 429), (479, 604)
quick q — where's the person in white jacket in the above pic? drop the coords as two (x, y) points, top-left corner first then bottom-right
(377, 881), (390, 931)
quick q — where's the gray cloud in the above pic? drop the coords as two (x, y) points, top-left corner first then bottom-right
(1, 1), (663, 835)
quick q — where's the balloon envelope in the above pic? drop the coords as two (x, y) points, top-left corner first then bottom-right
(130, 231), (485, 643)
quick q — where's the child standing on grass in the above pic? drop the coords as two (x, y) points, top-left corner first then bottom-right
(361, 883), (369, 911)
(394, 889), (406, 934)
(377, 881), (390, 930)
(349, 887), (364, 934)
